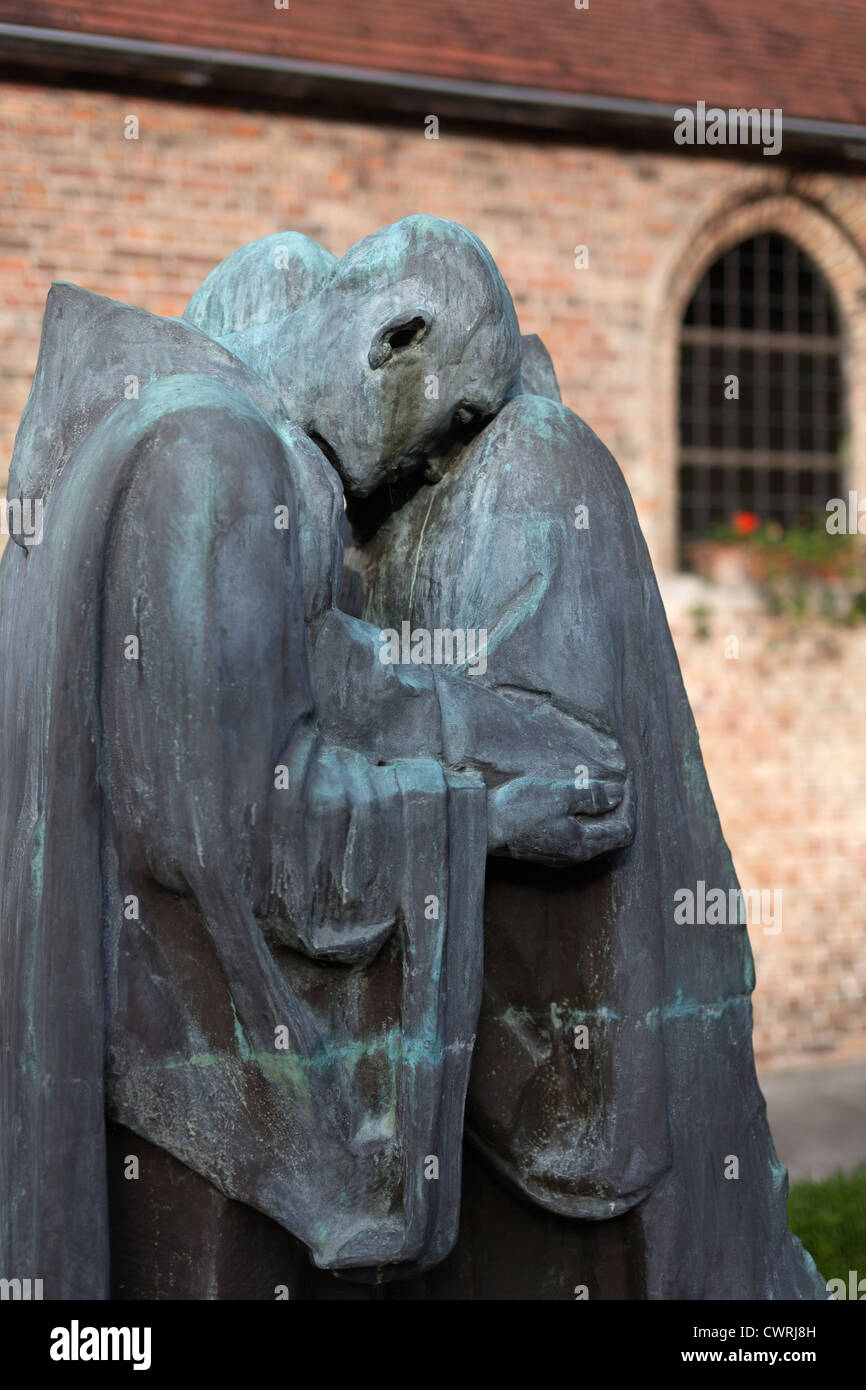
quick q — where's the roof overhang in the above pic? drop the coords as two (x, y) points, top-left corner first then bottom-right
(3, 22), (866, 163)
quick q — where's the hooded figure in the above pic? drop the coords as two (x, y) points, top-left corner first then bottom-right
(0, 219), (635, 1298)
(356, 386), (826, 1299)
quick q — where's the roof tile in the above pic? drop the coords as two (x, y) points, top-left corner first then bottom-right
(0, 1), (864, 126)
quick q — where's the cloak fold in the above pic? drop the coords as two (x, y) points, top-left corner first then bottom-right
(1, 283), (489, 1295)
(1, 283), (269, 1297)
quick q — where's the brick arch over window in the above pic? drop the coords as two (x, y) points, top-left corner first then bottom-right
(679, 232), (843, 554)
(650, 192), (866, 573)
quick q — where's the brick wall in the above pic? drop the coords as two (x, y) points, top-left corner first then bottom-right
(665, 579), (866, 1069)
(2, 79), (865, 1067)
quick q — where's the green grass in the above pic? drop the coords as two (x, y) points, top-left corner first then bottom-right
(788, 1164), (866, 1294)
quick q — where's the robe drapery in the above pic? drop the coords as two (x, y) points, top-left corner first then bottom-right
(359, 393), (826, 1298)
(0, 283), (488, 1297)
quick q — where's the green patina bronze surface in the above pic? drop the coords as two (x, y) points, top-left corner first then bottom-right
(0, 217), (824, 1300)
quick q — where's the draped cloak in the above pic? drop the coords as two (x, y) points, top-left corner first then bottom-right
(0, 283), (489, 1297)
(359, 393), (827, 1299)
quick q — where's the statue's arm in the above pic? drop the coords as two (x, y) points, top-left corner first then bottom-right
(311, 607), (634, 864)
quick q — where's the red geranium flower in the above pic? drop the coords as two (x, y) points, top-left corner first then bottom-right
(732, 510), (761, 535)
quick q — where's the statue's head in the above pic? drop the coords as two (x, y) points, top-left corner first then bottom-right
(281, 216), (522, 496)
(187, 217), (522, 499)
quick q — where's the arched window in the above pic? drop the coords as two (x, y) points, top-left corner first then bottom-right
(679, 232), (844, 555)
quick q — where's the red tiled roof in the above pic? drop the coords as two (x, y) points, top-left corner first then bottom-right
(1, 0), (865, 128)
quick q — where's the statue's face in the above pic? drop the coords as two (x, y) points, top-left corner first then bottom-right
(270, 269), (521, 499)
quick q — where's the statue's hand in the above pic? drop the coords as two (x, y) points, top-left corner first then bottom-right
(487, 770), (635, 866)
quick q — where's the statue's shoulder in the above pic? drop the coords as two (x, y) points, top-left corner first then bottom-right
(9, 283), (283, 516)
(476, 394), (628, 507)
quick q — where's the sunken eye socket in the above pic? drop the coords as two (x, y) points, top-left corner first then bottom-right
(368, 313), (428, 369)
(386, 316), (427, 352)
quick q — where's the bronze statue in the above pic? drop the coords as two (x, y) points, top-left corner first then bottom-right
(0, 217), (823, 1299)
